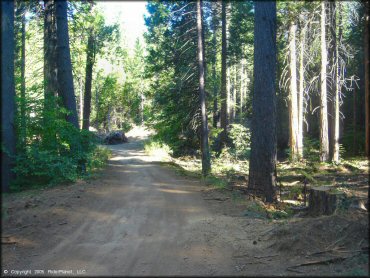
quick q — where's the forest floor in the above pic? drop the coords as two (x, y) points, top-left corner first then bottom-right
(1, 127), (369, 276)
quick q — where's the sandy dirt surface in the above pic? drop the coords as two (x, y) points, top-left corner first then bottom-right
(1, 127), (368, 276)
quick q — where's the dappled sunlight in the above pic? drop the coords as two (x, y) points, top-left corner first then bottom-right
(2, 235), (37, 248)
(179, 207), (201, 213)
(126, 125), (154, 141)
(147, 149), (172, 162)
(157, 188), (193, 194)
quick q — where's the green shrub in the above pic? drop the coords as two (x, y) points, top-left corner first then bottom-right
(11, 117), (109, 191)
(88, 145), (112, 170)
(303, 137), (320, 161)
(144, 138), (173, 160)
(228, 124), (251, 159)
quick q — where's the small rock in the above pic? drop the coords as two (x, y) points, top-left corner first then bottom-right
(253, 240), (257, 245)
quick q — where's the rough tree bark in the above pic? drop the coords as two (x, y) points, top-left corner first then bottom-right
(288, 22), (299, 161)
(248, 1), (277, 203)
(240, 59), (245, 120)
(79, 78), (83, 128)
(55, 0), (79, 129)
(1, 0), (16, 192)
(327, 0), (339, 162)
(197, 0), (211, 176)
(82, 33), (94, 130)
(320, 1), (329, 162)
(211, 6), (218, 128)
(220, 0), (228, 144)
(44, 0), (58, 109)
(227, 65), (231, 122)
(20, 8), (26, 145)
(298, 23), (306, 159)
(353, 86), (357, 154)
(308, 186), (344, 216)
(232, 64), (237, 122)
(15, 2), (27, 146)
(332, 2), (341, 163)
(365, 1), (370, 157)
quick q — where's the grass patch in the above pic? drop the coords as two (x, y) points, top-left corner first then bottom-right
(143, 139), (172, 161)
(204, 175), (228, 189)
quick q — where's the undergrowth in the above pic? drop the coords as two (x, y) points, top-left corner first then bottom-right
(143, 133), (368, 219)
(10, 125), (111, 192)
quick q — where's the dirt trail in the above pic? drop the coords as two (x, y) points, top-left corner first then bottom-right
(2, 127), (368, 276)
(1, 129), (255, 276)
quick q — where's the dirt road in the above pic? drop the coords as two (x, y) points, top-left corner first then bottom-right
(1, 130), (258, 276)
(2, 128), (368, 276)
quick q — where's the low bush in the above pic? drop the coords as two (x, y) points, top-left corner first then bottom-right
(144, 138), (173, 160)
(227, 124), (251, 159)
(11, 119), (110, 191)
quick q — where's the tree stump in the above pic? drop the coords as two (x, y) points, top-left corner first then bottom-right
(308, 186), (345, 216)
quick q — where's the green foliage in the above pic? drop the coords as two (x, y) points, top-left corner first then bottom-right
(209, 127), (223, 153)
(89, 145), (112, 169)
(205, 175), (228, 189)
(144, 1), (202, 156)
(303, 137), (320, 162)
(228, 0), (254, 63)
(144, 138), (173, 159)
(340, 127), (366, 156)
(228, 124), (251, 159)
(243, 201), (266, 218)
(12, 104), (109, 191)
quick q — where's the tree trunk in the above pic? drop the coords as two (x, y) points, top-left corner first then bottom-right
(20, 7), (26, 145)
(220, 0), (228, 143)
(248, 1), (277, 203)
(332, 2), (341, 163)
(320, 1), (329, 162)
(298, 24), (306, 159)
(107, 105), (112, 133)
(82, 33), (94, 130)
(1, 0), (16, 192)
(308, 186), (344, 216)
(327, 1), (338, 162)
(55, 0), (79, 129)
(79, 78), (83, 128)
(211, 10), (218, 128)
(232, 64), (237, 122)
(353, 86), (357, 154)
(227, 65), (231, 122)
(240, 59), (245, 120)
(141, 89), (145, 125)
(44, 0), (58, 110)
(365, 1), (370, 157)
(197, 0), (211, 176)
(243, 62), (248, 114)
(289, 23), (299, 161)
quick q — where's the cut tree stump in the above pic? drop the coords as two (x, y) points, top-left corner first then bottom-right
(308, 186), (345, 216)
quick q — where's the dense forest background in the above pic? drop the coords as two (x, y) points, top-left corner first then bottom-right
(1, 0), (369, 201)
